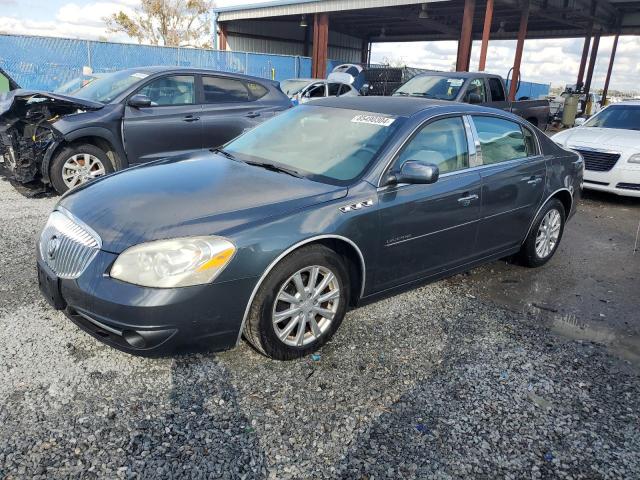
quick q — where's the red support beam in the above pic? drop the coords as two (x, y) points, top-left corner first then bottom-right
(509, 1), (530, 101)
(456, 0), (475, 72)
(583, 31), (600, 99)
(478, 0), (494, 71)
(312, 13), (329, 78)
(219, 23), (228, 51)
(576, 32), (591, 89)
(601, 34), (619, 106)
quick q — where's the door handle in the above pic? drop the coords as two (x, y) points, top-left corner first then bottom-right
(246, 112), (260, 118)
(522, 176), (543, 185)
(457, 194), (479, 205)
(183, 115), (200, 122)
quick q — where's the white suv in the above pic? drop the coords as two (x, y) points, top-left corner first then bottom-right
(553, 102), (640, 197)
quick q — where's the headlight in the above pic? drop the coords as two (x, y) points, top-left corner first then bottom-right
(110, 236), (235, 288)
(628, 153), (640, 164)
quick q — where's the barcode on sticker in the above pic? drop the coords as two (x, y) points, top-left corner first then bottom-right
(351, 115), (395, 127)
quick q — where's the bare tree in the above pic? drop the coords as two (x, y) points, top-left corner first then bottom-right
(105, 0), (214, 48)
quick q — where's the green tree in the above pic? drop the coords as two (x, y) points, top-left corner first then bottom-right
(105, 0), (214, 48)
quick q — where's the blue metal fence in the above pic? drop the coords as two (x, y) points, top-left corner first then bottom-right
(0, 34), (317, 91)
(506, 79), (551, 99)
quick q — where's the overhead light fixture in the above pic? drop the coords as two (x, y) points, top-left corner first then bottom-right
(419, 3), (429, 19)
(497, 21), (506, 33)
(299, 15), (307, 27)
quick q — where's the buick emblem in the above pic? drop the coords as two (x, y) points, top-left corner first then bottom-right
(47, 236), (60, 260)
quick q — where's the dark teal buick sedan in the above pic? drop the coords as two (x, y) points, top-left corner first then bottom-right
(36, 97), (583, 359)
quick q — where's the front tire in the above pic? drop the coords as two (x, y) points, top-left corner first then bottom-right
(50, 144), (114, 194)
(519, 198), (565, 267)
(243, 245), (350, 360)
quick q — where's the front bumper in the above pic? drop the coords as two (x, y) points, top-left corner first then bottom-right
(37, 249), (257, 355)
(583, 165), (640, 198)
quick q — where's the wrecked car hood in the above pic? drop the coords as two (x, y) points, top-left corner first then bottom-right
(0, 89), (103, 118)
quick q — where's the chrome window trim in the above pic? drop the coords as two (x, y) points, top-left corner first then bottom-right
(235, 234), (366, 346)
(568, 145), (621, 156)
(521, 187), (573, 244)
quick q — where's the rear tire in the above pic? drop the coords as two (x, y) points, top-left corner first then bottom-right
(243, 244), (349, 360)
(50, 143), (113, 194)
(519, 198), (565, 267)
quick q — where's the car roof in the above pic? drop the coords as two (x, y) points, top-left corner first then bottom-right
(308, 96), (499, 118)
(412, 71), (499, 79)
(114, 66), (275, 83)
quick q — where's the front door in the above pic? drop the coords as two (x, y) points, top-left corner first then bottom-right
(471, 115), (546, 255)
(375, 116), (482, 291)
(123, 75), (202, 164)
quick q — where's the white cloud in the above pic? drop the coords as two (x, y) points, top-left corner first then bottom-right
(372, 36), (640, 93)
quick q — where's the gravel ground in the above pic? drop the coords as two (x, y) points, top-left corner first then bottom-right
(0, 177), (638, 479)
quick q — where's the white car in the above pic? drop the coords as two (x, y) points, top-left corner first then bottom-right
(280, 78), (359, 105)
(553, 102), (640, 197)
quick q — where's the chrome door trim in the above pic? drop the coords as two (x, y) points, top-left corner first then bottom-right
(521, 187), (573, 244)
(235, 234), (366, 346)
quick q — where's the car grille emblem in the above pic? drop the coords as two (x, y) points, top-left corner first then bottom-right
(339, 199), (373, 213)
(47, 235), (60, 260)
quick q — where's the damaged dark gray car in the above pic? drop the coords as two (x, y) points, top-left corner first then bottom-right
(0, 66), (292, 193)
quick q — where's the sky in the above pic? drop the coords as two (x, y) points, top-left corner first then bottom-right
(0, 0), (638, 92)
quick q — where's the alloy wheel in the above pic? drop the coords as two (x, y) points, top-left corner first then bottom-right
(272, 265), (340, 347)
(535, 208), (561, 258)
(62, 153), (106, 189)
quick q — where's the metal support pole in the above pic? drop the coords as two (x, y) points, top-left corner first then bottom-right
(576, 31), (591, 89)
(601, 34), (619, 106)
(478, 0), (494, 71)
(312, 13), (329, 78)
(583, 32), (600, 99)
(509, 0), (529, 101)
(456, 0), (475, 72)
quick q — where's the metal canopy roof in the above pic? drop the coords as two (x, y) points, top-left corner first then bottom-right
(215, 0), (640, 40)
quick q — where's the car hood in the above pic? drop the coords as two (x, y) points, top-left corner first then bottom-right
(555, 127), (640, 150)
(0, 89), (103, 118)
(58, 152), (348, 253)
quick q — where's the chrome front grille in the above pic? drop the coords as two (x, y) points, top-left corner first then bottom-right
(39, 210), (101, 279)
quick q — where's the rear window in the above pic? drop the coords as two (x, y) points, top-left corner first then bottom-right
(203, 76), (250, 103)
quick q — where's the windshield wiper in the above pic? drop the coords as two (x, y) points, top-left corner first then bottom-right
(410, 92), (434, 98)
(245, 160), (303, 178)
(210, 147), (237, 161)
(394, 91), (410, 96)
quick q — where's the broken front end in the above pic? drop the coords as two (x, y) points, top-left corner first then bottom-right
(0, 92), (102, 184)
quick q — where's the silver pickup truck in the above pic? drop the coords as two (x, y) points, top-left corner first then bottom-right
(393, 71), (550, 130)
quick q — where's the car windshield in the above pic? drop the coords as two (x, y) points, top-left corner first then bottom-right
(280, 79), (312, 96)
(584, 105), (640, 130)
(224, 105), (404, 185)
(393, 75), (466, 100)
(72, 70), (149, 103)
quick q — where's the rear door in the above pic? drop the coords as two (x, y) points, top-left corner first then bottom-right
(471, 115), (545, 255)
(199, 75), (265, 149)
(376, 116), (482, 290)
(123, 74), (202, 164)
(486, 77), (510, 111)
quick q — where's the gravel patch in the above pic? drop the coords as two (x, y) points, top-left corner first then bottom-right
(0, 178), (638, 479)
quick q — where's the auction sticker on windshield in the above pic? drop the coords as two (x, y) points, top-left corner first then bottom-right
(351, 114), (396, 127)
(447, 79), (464, 86)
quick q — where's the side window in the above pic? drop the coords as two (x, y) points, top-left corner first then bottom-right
(328, 83), (341, 96)
(488, 78), (506, 102)
(307, 83), (326, 98)
(138, 75), (195, 106)
(246, 81), (268, 100)
(522, 126), (538, 156)
(339, 84), (351, 96)
(396, 117), (469, 174)
(202, 76), (250, 103)
(472, 116), (528, 164)
(464, 78), (487, 103)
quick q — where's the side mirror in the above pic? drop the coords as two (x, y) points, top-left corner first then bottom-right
(574, 117), (586, 127)
(128, 94), (152, 108)
(467, 93), (482, 104)
(360, 83), (371, 96)
(384, 160), (440, 186)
